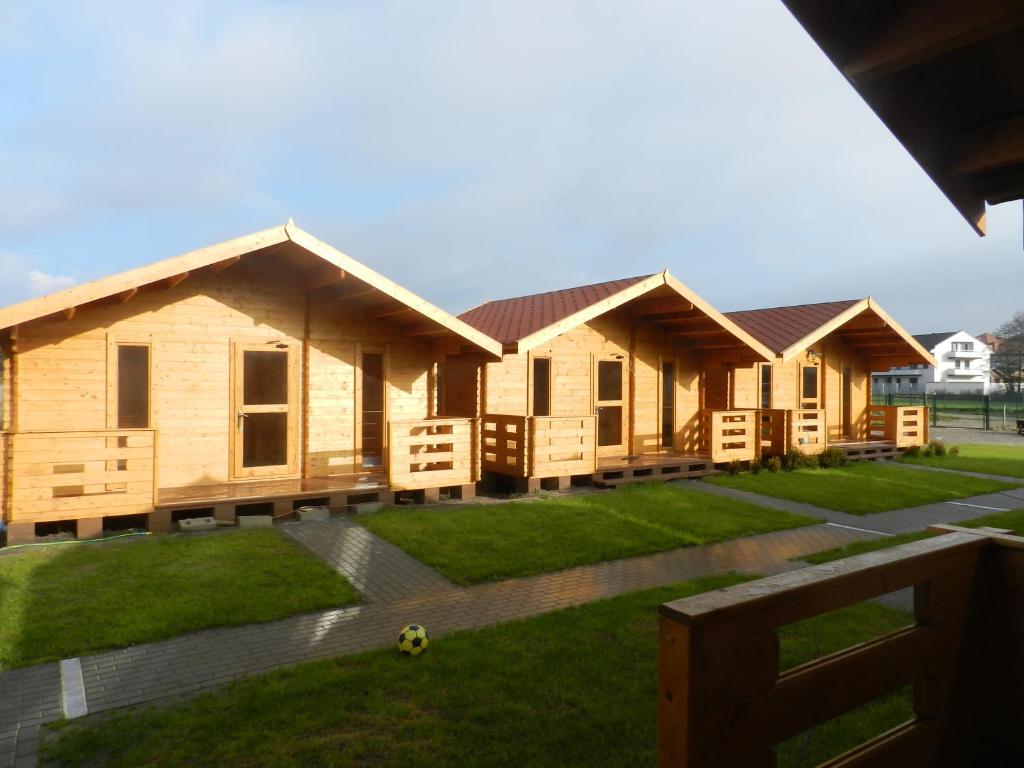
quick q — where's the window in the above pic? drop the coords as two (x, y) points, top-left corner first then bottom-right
(801, 366), (818, 401)
(532, 358), (550, 417)
(596, 359), (624, 447)
(597, 360), (622, 400)
(952, 341), (974, 352)
(117, 345), (150, 428)
(661, 362), (675, 448)
(760, 364), (772, 409)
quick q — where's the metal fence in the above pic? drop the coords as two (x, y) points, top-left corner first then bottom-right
(872, 392), (1024, 431)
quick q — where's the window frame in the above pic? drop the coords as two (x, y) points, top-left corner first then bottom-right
(106, 333), (153, 430)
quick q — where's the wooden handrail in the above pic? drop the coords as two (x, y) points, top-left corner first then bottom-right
(657, 529), (1005, 766)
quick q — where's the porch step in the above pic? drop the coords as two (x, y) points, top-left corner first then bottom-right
(592, 459), (718, 488)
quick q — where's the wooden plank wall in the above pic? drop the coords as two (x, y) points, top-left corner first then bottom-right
(482, 307), (703, 457)
(13, 253), (434, 495)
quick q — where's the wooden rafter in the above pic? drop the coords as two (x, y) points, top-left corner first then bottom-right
(842, 0), (1024, 83)
(633, 298), (695, 316)
(334, 286), (378, 302)
(305, 265), (347, 290)
(63, 306), (76, 321)
(947, 114), (1024, 177)
(162, 272), (190, 289)
(369, 305), (419, 321)
(208, 255), (241, 274)
(404, 323), (448, 337)
(117, 288), (138, 303)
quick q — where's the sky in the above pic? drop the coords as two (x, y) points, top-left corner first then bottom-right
(1, 1), (1021, 335)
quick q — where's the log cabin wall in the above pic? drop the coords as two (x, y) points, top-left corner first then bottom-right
(482, 306), (703, 457)
(11, 252), (434, 492)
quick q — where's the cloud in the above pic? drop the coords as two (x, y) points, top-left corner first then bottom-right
(28, 270), (76, 294)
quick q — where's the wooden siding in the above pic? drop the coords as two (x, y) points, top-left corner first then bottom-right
(3, 252), (457, 524)
(482, 307), (704, 468)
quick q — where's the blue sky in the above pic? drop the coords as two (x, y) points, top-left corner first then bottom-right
(1, 1), (1020, 334)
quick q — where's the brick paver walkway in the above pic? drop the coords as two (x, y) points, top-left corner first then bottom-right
(279, 517), (455, 602)
(4, 471), (1023, 767)
(0, 522), (861, 767)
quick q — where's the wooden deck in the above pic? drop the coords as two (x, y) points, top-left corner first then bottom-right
(156, 472), (390, 510)
(830, 440), (901, 461)
(593, 452), (716, 488)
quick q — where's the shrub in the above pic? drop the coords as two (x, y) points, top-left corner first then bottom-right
(922, 445), (934, 457)
(949, 445), (960, 456)
(727, 460), (742, 476)
(782, 449), (817, 471)
(929, 440), (947, 457)
(817, 447), (848, 469)
(750, 458), (762, 475)
(765, 456), (782, 473)
(903, 445), (921, 458)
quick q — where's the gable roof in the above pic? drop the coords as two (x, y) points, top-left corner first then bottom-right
(912, 332), (959, 351)
(726, 297), (935, 366)
(458, 275), (655, 344)
(459, 271), (774, 361)
(0, 222), (502, 358)
(726, 300), (862, 356)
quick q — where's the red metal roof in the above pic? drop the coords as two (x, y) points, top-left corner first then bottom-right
(458, 275), (655, 344)
(725, 300), (862, 355)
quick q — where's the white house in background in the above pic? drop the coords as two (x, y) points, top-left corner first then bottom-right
(872, 331), (993, 395)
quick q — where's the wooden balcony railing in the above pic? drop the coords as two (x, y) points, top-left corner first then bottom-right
(657, 525), (1024, 767)
(529, 415), (596, 477)
(868, 405), (929, 447)
(481, 414), (598, 478)
(702, 410), (758, 463)
(787, 408), (827, 455)
(387, 418), (479, 490)
(7, 429), (157, 523)
(481, 414), (529, 477)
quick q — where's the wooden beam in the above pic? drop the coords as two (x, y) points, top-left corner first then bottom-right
(162, 272), (190, 289)
(633, 298), (695, 316)
(334, 286), (377, 302)
(369, 305), (419, 320)
(842, 0), (1024, 83)
(117, 288), (138, 303)
(404, 323), (448, 337)
(208, 255), (241, 274)
(948, 114), (1024, 177)
(62, 306), (76, 321)
(976, 166), (1024, 205)
(669, 328), (729, 338)
(305, 265), (347, 290)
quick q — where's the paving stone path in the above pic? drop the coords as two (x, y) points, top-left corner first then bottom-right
(3, 468), (1023, 767)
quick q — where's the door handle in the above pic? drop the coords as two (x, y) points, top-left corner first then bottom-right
(236, 410), (248, 429)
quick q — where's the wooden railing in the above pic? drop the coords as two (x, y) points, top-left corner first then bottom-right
(787, 408), (827, 455)
(868, 405), (929, 447)
(8, 429), (157, 523)
(759, 409), (787, 456)
(387, 418), (479, 490)
(657, 526), (1024, 767)
(529, 415), (596, 477)
(481, 414), (598, 478)
(702, 410), (758, 463)
(481, 414), (529, 477)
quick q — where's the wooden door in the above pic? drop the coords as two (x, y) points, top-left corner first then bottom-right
(842, 367), (852, 439)
(360, 352), (385, 469)
(596, 357), (626, 456)
(232, 343), (298, 479)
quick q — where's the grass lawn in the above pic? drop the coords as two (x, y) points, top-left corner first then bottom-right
(0, 530), (359, 670)
(799, 509), (1024, 565)
(706, 462), (1016, 515)
(42, 573), (912, 768)
(360, 483), (817, 585)
(899, 444), (1024, 479)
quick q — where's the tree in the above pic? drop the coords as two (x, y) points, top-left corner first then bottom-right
(994, 310), (1024, 393)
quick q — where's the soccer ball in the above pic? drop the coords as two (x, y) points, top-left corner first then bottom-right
(397, 624), (429, 656)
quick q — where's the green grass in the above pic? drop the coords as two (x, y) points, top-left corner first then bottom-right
(42, 574), (912, 768)
(799, 531), (935, 565)
(899, 444), (1024, 479)
(798, 509), (1024, 565)
(706, 462), (1016, 515)
(360, 483), (817, 585)
(0, 530), (359, 670)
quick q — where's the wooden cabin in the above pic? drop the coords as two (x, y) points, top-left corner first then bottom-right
(726, 298), (935, 460)
(0, 223), (501, 544)
(457, 272), (774, 489)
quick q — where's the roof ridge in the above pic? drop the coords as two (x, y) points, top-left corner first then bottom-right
(726, 298), (863, 315)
